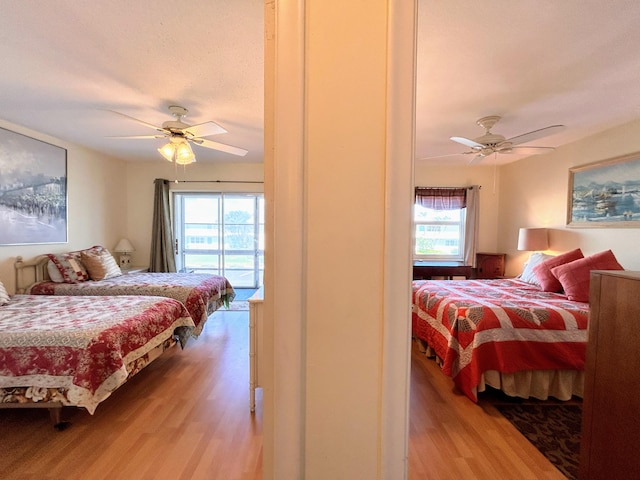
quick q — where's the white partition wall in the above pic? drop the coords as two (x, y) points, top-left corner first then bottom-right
(264, 0), (416, 478)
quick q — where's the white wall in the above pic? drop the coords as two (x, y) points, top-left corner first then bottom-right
(0, 120), (126, 293)
(498, 118), (640, 277)
(413, 164), (502, 254)
(124, 161), (264, 267)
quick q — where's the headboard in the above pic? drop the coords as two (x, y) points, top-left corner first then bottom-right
(14, 255), (52, 294)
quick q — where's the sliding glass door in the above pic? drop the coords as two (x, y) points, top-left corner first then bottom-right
(174, 192), (264, 288)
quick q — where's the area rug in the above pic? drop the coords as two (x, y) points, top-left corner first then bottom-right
(496, 403), (582, 480)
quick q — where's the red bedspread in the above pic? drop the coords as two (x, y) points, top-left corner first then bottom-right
(0, 295), (195, 414)
(28, 272), (235, 336)
(411, 279), (589, 402)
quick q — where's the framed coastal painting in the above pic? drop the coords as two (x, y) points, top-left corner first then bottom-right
(567, 152), (640, 228)
(0, 127), (67, 245)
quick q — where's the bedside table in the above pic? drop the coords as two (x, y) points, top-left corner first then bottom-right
(121, 266), (148, 274)
(475, 253), (505, 279)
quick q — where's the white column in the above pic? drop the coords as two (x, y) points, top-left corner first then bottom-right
(264, 0), (416, 478)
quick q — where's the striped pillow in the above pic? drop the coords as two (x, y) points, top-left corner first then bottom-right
(81, 249), (122, 281)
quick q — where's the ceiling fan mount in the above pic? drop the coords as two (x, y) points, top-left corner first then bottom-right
(162, 105), (192, 134)
(108, 105), (248, 159)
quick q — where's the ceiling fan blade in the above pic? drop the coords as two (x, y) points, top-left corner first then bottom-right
(192, 138), (248, 157)
(183, 121), (227, 138)
(417, 151), (475, 161)
(450, 136), (484, 149)
(509, 146), (556, 155)
(108, 110), (166, 133)
(506, 125), (565, 146)
(106, 135), (166, 139)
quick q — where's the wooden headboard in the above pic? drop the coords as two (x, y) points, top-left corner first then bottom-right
(14, 255), (52, 294)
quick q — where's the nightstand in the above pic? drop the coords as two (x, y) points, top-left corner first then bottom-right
(121, 266), (148, 274)
(475, 253), (505, 279)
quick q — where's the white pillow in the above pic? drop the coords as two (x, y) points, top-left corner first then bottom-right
(47, 260), (65, 283)
(0, 280), (10, 305)
(519, 252), (555, 286)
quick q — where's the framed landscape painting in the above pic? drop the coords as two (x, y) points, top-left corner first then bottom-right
(0, 127), (67, 245)
(567, 152), (640, 227)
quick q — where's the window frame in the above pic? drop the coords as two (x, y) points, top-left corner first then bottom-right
(413, 203), (466, 262)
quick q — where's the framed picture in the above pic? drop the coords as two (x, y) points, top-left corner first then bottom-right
(0, 127), (67, 245)
(567, 152), (640, 227)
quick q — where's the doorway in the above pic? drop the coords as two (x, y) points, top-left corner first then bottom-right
(173, 192), (264, 288)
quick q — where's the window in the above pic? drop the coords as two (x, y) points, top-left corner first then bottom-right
(413, 186), (479, 264)
(414, 204), (465, 261)
(173, 192), (264, 288)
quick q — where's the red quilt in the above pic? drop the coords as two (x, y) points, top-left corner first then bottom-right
(0, 295), (195, 414)
(28, 272), (235, 336)
(412, 279), (589, 402)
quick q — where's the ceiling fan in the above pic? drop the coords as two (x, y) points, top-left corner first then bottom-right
(108, 105), (248, 163)
(429, 115), (564, 164)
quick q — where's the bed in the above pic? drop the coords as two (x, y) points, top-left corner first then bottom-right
(15, 252), (235, 337)
(412, 278), (590, 402)
(0, 293), (195, 427)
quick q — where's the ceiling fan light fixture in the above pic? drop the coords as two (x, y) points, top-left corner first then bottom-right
(158, 142), (176, 162)
(157, 138), (196, 165)
(175, 141), (196, 165)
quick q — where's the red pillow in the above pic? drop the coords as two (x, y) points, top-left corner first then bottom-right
(551, 250), (624, 302)
(532, 248), (584, 292)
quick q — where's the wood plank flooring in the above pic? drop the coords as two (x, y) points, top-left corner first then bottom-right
(0, 309), (567, 479)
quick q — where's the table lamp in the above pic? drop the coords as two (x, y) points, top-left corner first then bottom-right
(114, 238), (135, 267)
(517, 228), (549, 252)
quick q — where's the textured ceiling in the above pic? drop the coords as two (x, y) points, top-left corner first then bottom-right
(1, 1), (640, 166)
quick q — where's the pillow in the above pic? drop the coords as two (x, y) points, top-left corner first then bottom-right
(532, 248), (584, 292)
(0, 280), (10, 306)
(47, 260), (65, 283)
(519, 252), (555, 286)
(80, 249), (122, 281)
(551, 250), (624, 302)
(46, 252), (90, 283)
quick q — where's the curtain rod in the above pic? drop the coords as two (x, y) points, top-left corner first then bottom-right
(168, 180), (264, 184)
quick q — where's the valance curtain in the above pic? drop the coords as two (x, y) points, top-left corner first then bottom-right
(414, 185), (481, 266)
(149, 178), (177, 273)
(414, 187), (467, 210)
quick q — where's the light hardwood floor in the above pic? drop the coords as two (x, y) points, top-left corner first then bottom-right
(0, 310), (566, 480)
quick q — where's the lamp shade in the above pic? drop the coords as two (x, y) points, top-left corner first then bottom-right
(517, 228), (549, 251)
(114, 238), (135, 253)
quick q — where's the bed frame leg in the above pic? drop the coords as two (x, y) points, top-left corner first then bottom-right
(48, 406), (69, 430)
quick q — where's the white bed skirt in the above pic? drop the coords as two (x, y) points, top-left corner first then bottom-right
(416, 339), (583, 401)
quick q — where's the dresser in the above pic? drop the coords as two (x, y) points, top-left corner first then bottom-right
(579, 270), (640, 479)
(248, 287), (264, 412)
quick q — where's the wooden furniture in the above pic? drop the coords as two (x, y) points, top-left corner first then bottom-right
(248, 286), (264, 412)
(579, 270), (640, 479)
(475, 252), (505, 279)
(413, 262), (474, 280)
